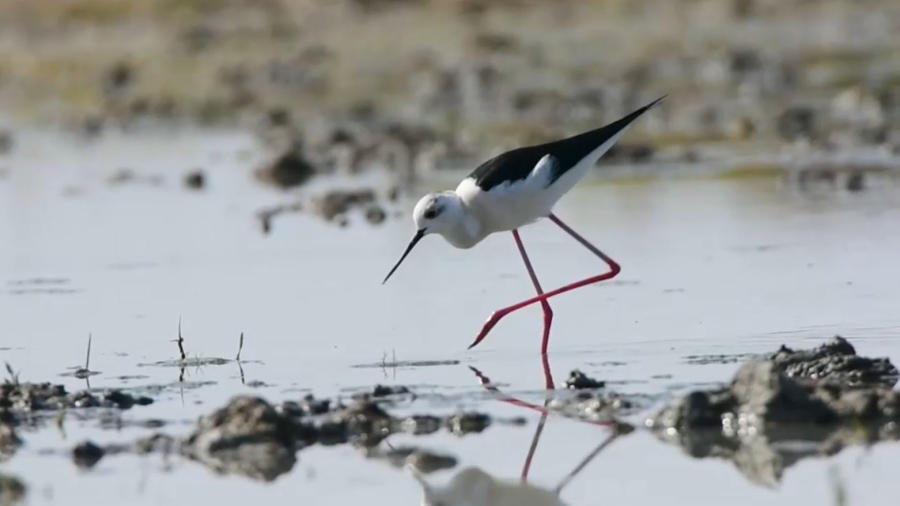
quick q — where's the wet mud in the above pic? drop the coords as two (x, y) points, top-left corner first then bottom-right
(1, 381), (153, 417)
(651, 337), (900, 486)
(0, 336), (897, 498)
(64, 387), (496, 482)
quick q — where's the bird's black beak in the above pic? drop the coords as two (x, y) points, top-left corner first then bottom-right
(382, 229), (425, 284)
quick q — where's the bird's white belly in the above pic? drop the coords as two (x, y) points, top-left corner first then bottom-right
(468, 189), (550, 232)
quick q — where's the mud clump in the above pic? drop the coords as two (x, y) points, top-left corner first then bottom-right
(326, 400), (394, 446)
(651, 336), (900, 486)
(770, 336), (897, 386)
(311, 189), (376, 222)
(369, 445), (457, 473)
(183, 396), (300, 482)
(0, 473), (26, 506)
(655, 337), (899, 432)
(72, 441), (105, 469)
(565, 370), (605, 390)
(0, 382), (153, 427)
(279, 394), (338, 418)
(71, 390), (153, 410)
(368, 385), (411, 398)
(255, 148), (317, 189)
(59, 390), (491, 481)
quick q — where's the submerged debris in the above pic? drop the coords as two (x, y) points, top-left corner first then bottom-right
(311, 189), (376, 222)
(565, 370), (605, 390)
(0, 382), (153, 423)
(651, 336), (900, 486)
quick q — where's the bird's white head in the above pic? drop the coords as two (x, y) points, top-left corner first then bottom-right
(412, 191), (465, 237)
(382, 191), (468, 284)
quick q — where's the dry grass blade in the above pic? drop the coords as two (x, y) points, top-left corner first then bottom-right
(4, 362), (20, 385)
(236, 332), (244, 361)
(85, 333), (92, 371)
(175, 316), (186, 362)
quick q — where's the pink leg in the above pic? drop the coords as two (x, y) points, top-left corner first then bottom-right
(469, 357), (615, 483)
(512, 230), (554, 355)
(469, 213), (621, 352)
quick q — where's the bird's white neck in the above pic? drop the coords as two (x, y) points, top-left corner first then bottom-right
(437, 193), (483, 249)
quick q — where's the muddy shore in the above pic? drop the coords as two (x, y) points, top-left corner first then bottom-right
(2, 336), (896, 500)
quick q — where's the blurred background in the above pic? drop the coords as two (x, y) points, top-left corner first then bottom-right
(1, 0), (899, 194)
(2, 1), (900, 505)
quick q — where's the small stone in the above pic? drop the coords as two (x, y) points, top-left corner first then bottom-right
(566, 370), (605, 390)
(445, 412), (490, 436)
(370, 385), (410, 397)
(365, 205), (387, 225)
(846, 172), (864, 192)
(184, 170), (205, 190)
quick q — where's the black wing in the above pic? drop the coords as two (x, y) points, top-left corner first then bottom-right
(468, 96), (665, 191)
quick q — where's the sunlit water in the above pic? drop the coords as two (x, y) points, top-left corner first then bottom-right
(1, 129), (899, 505)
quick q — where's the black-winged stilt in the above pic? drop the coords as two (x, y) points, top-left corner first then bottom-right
(383, 96), (665, 354)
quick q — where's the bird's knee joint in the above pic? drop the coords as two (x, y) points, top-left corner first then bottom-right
(609, 262), (622, 278)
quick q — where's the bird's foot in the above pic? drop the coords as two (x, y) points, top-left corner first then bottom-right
(467, 310), (508, 350)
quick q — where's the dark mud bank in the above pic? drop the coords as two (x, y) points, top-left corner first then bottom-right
(650, 336), (900, 486)
(76, 392), (494, 482)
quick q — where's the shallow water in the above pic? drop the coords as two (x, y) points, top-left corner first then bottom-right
(2, 129), (900, 505)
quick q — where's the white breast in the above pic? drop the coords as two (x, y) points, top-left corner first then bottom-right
(456, 155), (574, 234)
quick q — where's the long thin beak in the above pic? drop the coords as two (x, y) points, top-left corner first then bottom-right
(382, 229), (425, 284)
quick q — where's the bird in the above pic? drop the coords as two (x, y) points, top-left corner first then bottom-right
(383, 96), (665, 354)
(409, 466), (568, 506)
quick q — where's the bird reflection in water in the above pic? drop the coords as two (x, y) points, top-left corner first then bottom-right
(410, 355), (630, 506)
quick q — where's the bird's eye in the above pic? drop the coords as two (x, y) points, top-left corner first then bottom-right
(423, 208), (437, 219)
